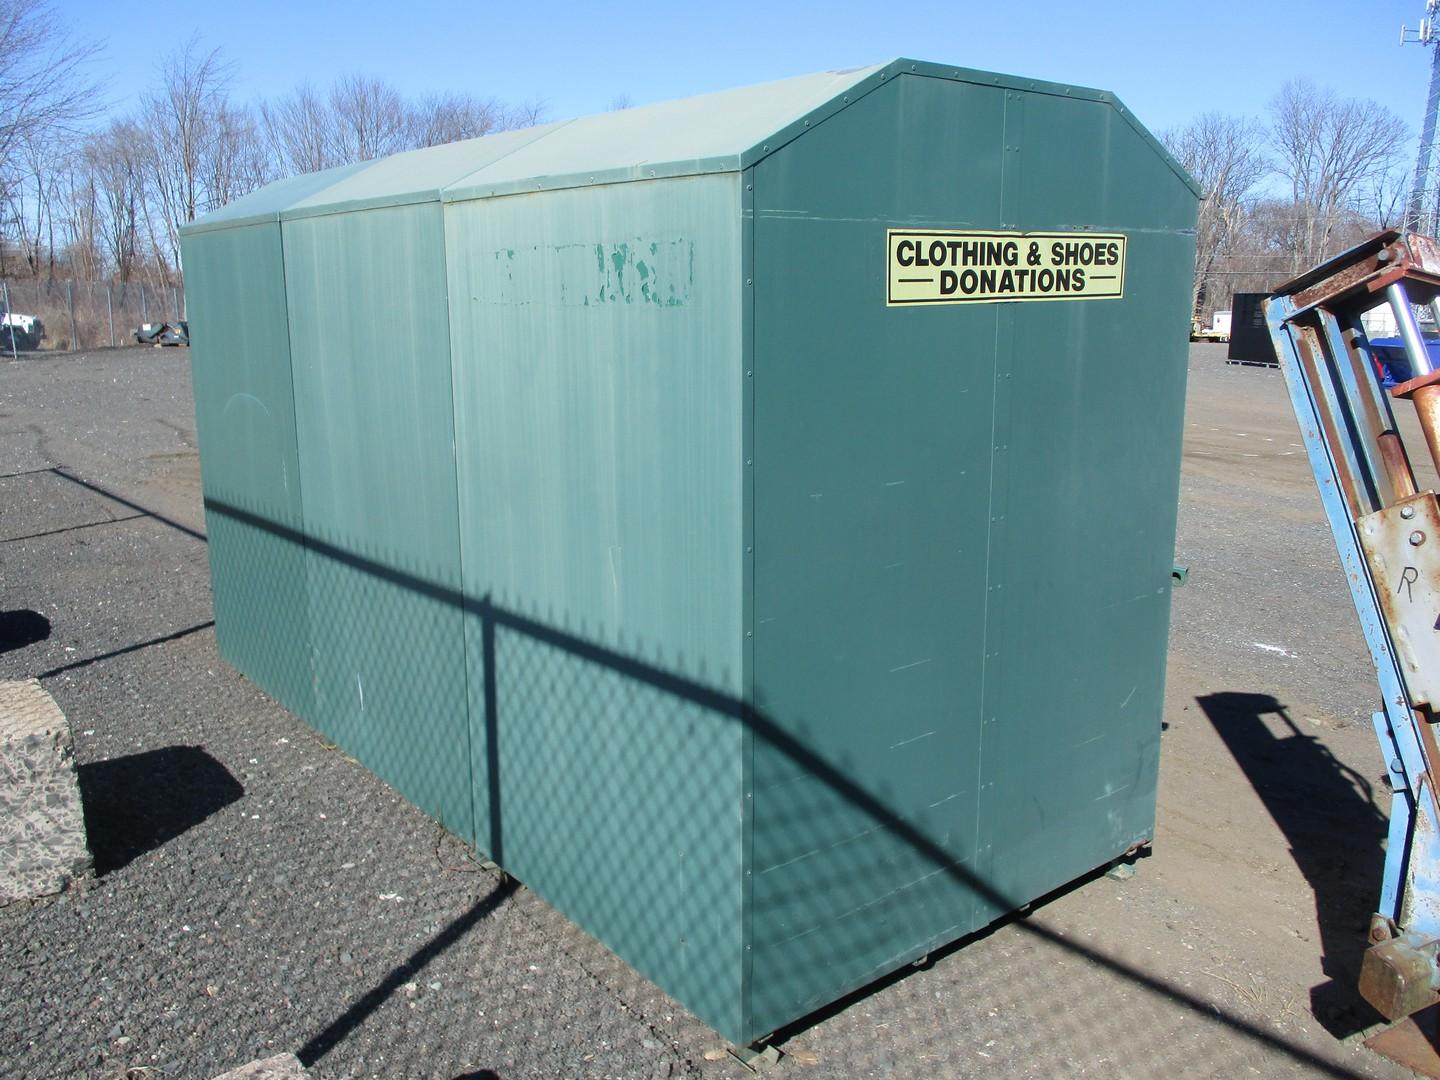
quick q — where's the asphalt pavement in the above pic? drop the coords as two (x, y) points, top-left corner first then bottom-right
(0, 344), (1416, 1079)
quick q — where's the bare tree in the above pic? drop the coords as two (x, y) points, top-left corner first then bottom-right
(403, 90), (544, 148)
(407, 92), (502, 148)
(0, 0), (100, 181)
(262, 77), (544, 175)
(1163, 113), (1269, 318)
(143, 39), (231, 278)
(0, 0), (99, 273)
(82, 120), (146, 281)
(1359, 165), (1412, 230)
(60, 161), (100, 280)
(1269, 80), (1408, 272)
(261, 84), (336, 175)
(503, 99), (546, 130)
(23, 38), (553, 280)
(204, 102), (271, 209)
(329, 75), (408, 162)
(3, 130), (65, 277)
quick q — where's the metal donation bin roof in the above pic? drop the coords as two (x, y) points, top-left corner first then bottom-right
(185, 59), (1196, 235)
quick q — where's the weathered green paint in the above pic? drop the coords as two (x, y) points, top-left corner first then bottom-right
(975, 87), (1195, 921)
(443, 175), (746, 1034)
(747, 75), (1006, 1032)
(744, 74), (1195, 1035)
(182, 222), (313, 718)
(282, 201), (473, 842)
(182, 59), (1196, 1048)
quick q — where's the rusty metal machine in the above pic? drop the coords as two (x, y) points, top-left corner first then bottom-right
(1268, 231), (1440, 1054)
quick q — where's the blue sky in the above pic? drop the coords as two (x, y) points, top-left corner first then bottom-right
(59, 0), (1440, 147)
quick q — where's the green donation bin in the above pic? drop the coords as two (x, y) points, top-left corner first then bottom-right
(181, 58), (1198, 1043)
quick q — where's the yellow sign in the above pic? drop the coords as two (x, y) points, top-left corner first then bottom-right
(886, 229), (1127, 306)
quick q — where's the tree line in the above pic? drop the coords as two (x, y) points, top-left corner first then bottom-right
(0, 0), (542, 288)
(1163, 80), (1411, 321)
(3, 0), (1419, 313)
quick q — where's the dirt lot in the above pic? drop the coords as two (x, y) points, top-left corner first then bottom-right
(0, 342), (1425, 1078)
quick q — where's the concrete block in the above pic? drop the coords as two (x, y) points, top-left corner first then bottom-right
(0, 679), (92, 903)
(212, 1054), (309, 1080)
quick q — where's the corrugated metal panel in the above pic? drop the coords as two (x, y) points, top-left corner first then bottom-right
(281, 201), (473, 842)
(182, 222), (314, 716)
(444, 174), (747, 1038)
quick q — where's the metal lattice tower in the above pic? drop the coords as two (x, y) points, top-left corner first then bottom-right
(1404, 3), (1440, 235)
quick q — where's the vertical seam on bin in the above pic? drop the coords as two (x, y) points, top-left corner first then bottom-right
(973, 87), (1021, 911)
(436, 201), (481, 853)
(992, 94), (1023, 905)
(274, 218), (318, 722)
(973, 331), (999, 903)
(740, 164), (757, 1041)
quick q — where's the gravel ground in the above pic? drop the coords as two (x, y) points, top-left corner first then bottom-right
(0, 343), (1421, 1079)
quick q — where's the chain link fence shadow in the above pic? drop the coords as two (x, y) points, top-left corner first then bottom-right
(195, 491), (1379, 1077)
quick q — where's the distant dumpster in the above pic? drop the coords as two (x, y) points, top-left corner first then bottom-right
(181, 58), (1198, 1045)
(1227, 293), (1279, 366)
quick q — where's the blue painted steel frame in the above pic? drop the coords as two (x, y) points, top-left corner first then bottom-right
(1267, 295), (1440, 937)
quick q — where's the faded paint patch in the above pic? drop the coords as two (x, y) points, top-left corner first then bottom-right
(481, 239), (693, 308)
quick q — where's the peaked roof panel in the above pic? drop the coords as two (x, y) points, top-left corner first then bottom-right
(185, 159), (370, 232)
(441, 63), (883, 201)
(184, 58), (1196, 235)
(283, 120), (571, 218)
(183, 63), (884, 234)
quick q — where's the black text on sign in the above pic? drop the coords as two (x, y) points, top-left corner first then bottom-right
(887, 229), (1128, 306)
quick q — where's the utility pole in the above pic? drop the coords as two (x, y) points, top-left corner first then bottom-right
(1404, 3), (1440, 235)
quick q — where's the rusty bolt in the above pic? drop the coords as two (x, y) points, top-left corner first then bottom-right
(1372, 925), (1389, 942)
(1402, 505), (1417, 520)
(1379, 248), (1394, 263)
(1411, 531), (1426, 546)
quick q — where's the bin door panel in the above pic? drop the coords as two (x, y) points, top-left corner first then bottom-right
(976, 91), (1191, 912)
(183, 222), (314, 717)
(748, 73), (1005, 1036)
(282, 202), (473, 842)
(443, 176), (749, 1041)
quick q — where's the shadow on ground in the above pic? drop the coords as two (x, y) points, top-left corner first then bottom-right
(193, 492), (1377, 1077)
(19, 475), (1381, 1076)
(78, 745), (244, 875)
(0, 609), (49, 654)
(1198, 691), (1388, 1038)
(298, 877), (518, 1068)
